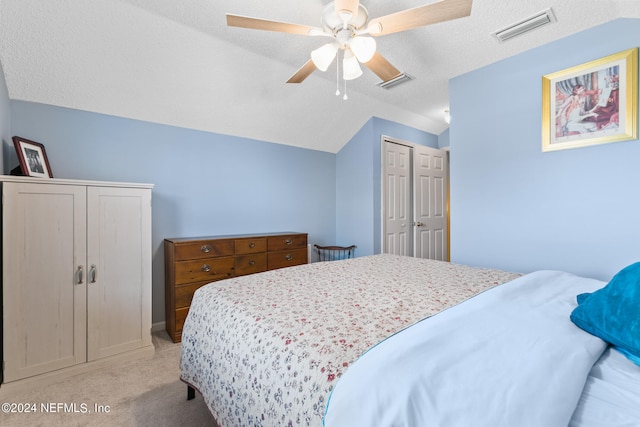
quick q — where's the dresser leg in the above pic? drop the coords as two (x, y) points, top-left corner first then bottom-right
(187, 385), (195, 400)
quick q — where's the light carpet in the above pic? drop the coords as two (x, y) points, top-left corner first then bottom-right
(0, 331), (215, 426)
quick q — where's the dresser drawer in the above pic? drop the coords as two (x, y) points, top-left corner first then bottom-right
(175, 281), (211, 309)
(235, 237), (267, 255)
(165, 232), (306, 343)
(174, 239), (234, 261)
(267, 248), (308, 270)
(267, 234), (307, 251)
(174, 257), (235, 285)
(235, 253), (267, 276)
(175, 307), (189, 332)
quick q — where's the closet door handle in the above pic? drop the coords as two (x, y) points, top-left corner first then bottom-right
(76, 265), (84, 284)
(89, 264), (97, 283)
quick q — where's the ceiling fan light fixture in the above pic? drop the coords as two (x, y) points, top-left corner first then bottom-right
(343, 49), (363, 80)
(311, 43), (338, 71)
(350, 36), (376, 63)
(228, 0), (475, 91)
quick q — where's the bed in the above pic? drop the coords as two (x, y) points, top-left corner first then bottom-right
(179, 254), (640, 426)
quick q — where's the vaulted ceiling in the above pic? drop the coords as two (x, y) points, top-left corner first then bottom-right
(0, 0), (638, 153)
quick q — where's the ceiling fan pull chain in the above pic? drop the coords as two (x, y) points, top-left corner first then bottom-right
(343, 79), (348, 101)
(335, 59), (341, 96)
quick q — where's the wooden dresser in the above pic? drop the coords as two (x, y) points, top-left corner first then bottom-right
(164, 232), (308, 342)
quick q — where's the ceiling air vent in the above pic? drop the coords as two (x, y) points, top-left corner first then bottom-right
(377, 73), (414, 89)
(492, 8), (556, 42)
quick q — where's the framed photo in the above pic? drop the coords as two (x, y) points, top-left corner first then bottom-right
(542, 48), (638, 152)
(12, 136), (54, 178)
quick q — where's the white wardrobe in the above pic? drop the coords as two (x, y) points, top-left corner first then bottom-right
(1, 176), (153, 385)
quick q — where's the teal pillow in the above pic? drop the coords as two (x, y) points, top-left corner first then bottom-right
(570, 262), (640, 366)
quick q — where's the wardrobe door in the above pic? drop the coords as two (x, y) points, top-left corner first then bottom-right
(86, 186), (152, 361)
(2, 182), (87, 382)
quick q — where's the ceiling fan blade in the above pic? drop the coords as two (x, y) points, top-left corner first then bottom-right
(335, 0), (360, 17)
(226, 14), (323, 36)
(367, 0), (473, 36)
(286, 59), (317, 83)
(363, 52), (402, 82)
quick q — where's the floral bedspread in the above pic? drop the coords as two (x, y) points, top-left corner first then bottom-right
(180, 254), (521, 427)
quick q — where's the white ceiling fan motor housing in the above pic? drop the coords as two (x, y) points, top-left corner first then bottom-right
(321, 1), (369, 35)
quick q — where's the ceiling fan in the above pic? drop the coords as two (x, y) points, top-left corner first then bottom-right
(226, 0), (473, 86)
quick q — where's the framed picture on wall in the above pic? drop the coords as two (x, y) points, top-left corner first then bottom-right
(542, 48), (638, 152)
(12, 136), (54, 178)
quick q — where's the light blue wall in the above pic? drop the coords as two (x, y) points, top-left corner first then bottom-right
(336, 119), (375, 254)
(336, 116), (438, 255)
(438, 128), (450, 149)
(0, 60), (9, 172)
(6, 101), (336, 323)
(0, 94), (433, 324)
(449, 18), (640, 281)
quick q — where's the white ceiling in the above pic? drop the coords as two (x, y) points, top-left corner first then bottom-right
(0, 0), (639, 153)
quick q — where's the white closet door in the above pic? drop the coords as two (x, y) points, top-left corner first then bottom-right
(2, 182), (87, 382)
(86, 186), (152, 361)
(382, 140), (449, 261)
(383, 141), (412, 256)
(413, 145), (448, 261)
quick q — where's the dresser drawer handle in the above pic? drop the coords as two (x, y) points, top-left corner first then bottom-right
(285, 239), (293, 245)
(201, 245), (211, 253)
(201, 264), (211, 272)
(249, 260), (255, 266)
(249, 242), (255, 248)
(285, 254), (293, 261)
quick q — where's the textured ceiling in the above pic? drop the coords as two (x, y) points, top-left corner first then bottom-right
(0, 0), (639, 153)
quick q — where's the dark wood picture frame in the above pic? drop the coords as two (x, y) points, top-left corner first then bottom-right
(12, 136), (53, 178)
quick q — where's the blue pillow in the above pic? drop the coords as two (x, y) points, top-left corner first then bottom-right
(570, 262), (640, 366)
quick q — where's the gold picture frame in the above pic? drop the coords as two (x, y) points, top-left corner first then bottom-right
(542, 48), (638, 152)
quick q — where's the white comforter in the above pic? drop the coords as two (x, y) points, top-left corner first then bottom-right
(570, 346), (640, 427)
(323, 270), (609, 427)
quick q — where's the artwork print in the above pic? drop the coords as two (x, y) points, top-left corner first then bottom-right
(555, 67), (620, 139)
(542, 48), (637, 152)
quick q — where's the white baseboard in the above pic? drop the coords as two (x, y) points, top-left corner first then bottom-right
(151, 321), (166, 333)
